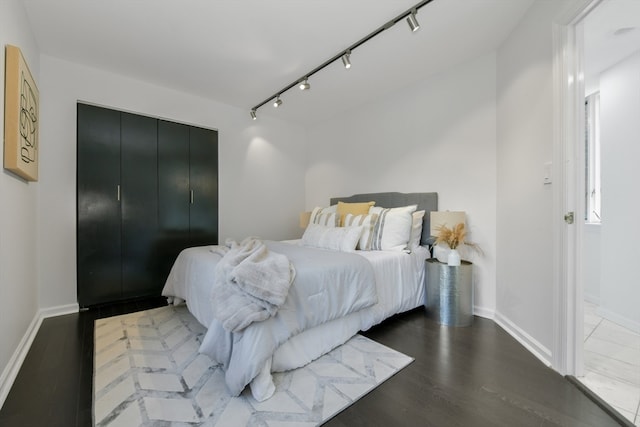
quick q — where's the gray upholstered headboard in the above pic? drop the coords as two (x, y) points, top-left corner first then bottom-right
(330, 192), (438, 246)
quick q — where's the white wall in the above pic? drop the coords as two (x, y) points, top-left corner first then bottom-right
(495, 1), (560, 358)
(0, 0), (41, 401)
(36, 55), (307, 309)
(598, 50), (640, 332)
(495, 0), (587, 360)
(583, 224), (601, 303)
(305, 53), (498, 317)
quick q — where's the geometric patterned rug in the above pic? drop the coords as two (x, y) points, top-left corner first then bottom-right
(93, 305), (413, 427)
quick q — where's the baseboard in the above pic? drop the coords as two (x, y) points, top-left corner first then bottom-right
(583, 293), (600, 305)
(40, 303), (79, 319)
(596, 306), (640, 334)
(0, 311), (42, 409)
(494, 311), (552, 367)
(0, 303), (79, 408)
(473, 305), (495, 320)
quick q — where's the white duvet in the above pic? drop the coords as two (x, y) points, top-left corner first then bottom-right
(162, 240), (428, 401)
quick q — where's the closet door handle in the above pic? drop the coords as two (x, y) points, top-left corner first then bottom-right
(117, 185), (121, 201)
(190, 189), (194, 204)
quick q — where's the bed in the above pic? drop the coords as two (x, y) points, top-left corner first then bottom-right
(161, 191), (438, 401)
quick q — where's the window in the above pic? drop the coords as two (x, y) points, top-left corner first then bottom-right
(585, 92), (601, 223)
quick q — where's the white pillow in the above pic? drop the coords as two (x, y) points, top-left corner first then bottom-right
(343, 213), (378, 250)
(408, 210), (425, 249)
(309, 206), (339, 227)
(369, 205), (417, 251)
(301, 223), (363, 252)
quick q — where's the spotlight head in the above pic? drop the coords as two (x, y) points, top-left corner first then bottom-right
(407, 10), (420, 32)
(299, 78), (310, 90)
(342, 51), (351, 69)
(250, 109), (257, 120)
(273, 96), (282, 108)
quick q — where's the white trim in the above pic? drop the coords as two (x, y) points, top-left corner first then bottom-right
(551, 17), (576, 378)
(0, 312), (42, 409)
(596, 307), (640, 335)
(494, 312), (552, 367)
(571, 16), (588, 381)
(40, 303), (79, 319)
(551, 0), (599, 378)
(473, 306), (494, 320)
(583, 293), (600, 306)
(0, 303), (79, 408)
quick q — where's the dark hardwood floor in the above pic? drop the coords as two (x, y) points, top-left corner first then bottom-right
(0, 298), (628, 427)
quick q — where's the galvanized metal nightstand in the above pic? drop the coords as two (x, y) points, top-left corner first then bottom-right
(425, 258), (473, 326)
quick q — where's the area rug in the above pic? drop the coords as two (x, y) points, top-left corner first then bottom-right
(93, 305), (413, 426)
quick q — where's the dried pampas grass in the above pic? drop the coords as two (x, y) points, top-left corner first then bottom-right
(434, 223), (481, 253)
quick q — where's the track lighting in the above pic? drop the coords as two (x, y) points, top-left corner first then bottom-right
(249, 0), (434, 119)
(341, 51), (351, 69)
(407, 9), (420, 32)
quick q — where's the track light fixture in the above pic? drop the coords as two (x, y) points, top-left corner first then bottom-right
(341, 50), (352, 69)
(249, 0), (434, 119)
(407, 9), (420, 32)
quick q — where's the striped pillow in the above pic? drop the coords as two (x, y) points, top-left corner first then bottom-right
(309, 206), (339, 227)
(343, 213), (378, 250)
(369, 205), (417, 251)
(301, 223), (363, 252)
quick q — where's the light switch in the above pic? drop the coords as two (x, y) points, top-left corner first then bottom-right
(543, 162), (552, 185)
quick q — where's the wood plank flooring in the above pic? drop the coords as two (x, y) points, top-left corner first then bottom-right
(0, 298), (628, 426)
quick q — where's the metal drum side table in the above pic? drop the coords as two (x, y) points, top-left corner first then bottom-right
(425, 258), (473, 326)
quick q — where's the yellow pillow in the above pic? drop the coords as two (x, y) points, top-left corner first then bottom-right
(337, 201), (375, 226)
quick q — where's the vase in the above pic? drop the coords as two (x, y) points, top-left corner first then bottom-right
(447, 248), (461, 266)
(434, 244), (448, 263)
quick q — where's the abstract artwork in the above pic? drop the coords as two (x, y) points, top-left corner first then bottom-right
(4, 44), (39, 181)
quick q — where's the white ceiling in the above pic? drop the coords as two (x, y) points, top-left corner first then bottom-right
(584, 0), (640, 92)
(23, 0), (535, 125)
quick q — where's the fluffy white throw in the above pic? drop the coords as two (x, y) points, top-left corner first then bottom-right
(211, 237), (295, 333)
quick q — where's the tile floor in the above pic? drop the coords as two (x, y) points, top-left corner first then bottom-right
(580, 301), (640, 425)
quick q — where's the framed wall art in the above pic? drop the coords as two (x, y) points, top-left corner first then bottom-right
(4, 44), (39, 182)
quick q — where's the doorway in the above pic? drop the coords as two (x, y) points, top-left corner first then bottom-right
(557, 0), (640, 424)
(579, 1), (640, 423)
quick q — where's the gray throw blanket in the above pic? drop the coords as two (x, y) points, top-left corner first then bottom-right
(211, 237), (295, 333)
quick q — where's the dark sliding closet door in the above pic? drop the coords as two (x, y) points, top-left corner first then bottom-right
(157, 120), (190, 281)
(120, 112), (158, 299)
(77, 104), (218, 307)
(156, 121), (219, 280)
(189, 126), (219, 246)
(77, 104), (122, 305)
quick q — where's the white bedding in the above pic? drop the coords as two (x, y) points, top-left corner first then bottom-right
(162, 240), (428, 400)
(270, 243), (428, 369)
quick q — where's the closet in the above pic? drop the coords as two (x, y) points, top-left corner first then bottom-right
(77, 103), (218, 307)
